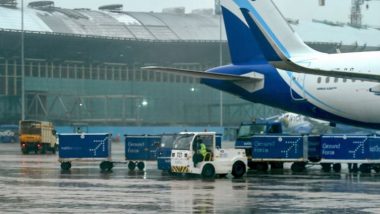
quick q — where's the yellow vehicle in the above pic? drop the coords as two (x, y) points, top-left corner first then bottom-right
(19, 120), (57, 154)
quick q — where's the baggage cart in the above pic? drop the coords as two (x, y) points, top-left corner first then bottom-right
(58, 133), (112, 171)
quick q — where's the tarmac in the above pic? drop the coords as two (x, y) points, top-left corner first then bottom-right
(1, 142), (380, 213)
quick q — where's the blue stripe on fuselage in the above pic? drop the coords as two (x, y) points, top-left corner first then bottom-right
(285, 72), (346, 114)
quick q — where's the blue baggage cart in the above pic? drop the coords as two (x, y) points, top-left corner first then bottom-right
(320, 135), (380, 162)
(58, 133), (113, 171)
(0, 125), (19, 143)
(247, 135), (309, 172)
(320, 135), (380, 173)
(125, 135), (161, 171)
(251, 135), (307, 161)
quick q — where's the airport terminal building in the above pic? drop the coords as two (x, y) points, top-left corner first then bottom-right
(1, 1), (379, 126)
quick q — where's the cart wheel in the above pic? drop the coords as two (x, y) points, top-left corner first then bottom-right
(137, 162), (145, 171)
(100, 161), (113, 172)
(107, 161), (114, 171)
(332, 163), (341, 173)
(232, 161), (246, 178)
(128, 161), (136, 171)
(100, 161), (108, 171)
(359, 164), (371, 173)
(201, 164), (215, 179)
(61, 162), (71, 170)
(321, 163), (331, 172)
(373, 164), (380, 173)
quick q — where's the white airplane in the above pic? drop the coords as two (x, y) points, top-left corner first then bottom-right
(144, 0), (380, 129)
(265, 112), (330, 134)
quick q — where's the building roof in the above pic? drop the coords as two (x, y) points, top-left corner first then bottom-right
(292, 21), (380, 47)
(0, 5), (380, 47)
(0, 6), (222, 41)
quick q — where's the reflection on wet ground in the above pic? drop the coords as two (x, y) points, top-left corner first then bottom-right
(1, 143), (380, 213)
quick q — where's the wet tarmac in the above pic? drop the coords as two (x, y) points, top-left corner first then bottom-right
(1, 143), (380, 213)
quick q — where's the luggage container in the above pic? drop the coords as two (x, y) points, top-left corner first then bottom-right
(124, 135), (160, 171)
(0, 125), (18, 143)
(320, 135), (380, 173)
(58, 133), (113, 171)
(250, 135), (309, 172)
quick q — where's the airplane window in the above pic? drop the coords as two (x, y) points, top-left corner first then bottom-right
(352, 79), (356, 82)
(343, 78), (347, 83)
(326, 77), (330, 83)
(317, 77), (322, 83)
(334, 78), (338, 83)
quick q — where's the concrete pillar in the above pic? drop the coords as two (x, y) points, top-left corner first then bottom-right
(4, 60), (8, 96)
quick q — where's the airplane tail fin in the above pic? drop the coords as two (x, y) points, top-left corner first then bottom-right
(221, 0), (321, 63)
(220, 1), (267, 64)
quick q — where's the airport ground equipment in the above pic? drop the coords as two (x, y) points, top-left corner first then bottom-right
(320, 135), (380, 173)
(157, 134), (222, 173)
(124, 135), (161, 171)
(235, 121), (380, 173)
(0, 125), (18, 143)
(19, 120), (57, 154)
(157, 133), (223, 172)
(170, 132), (247, 179)
(58, 133), (113, 171)
(244, 135), (319, 172)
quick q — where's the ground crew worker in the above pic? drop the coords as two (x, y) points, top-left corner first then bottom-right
(198, 140), (207, 160)
(193, 138), (207, 167)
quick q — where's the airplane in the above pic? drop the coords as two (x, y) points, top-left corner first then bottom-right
(265, 112), (330, 134)
(143, 0), (380, 129)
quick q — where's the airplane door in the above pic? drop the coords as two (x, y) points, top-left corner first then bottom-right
(289, 73), (307, 101)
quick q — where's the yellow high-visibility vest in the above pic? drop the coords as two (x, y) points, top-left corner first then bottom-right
(199, 143), (207, 157)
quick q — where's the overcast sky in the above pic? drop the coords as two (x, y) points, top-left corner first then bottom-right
(18, 0), (380, 26)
